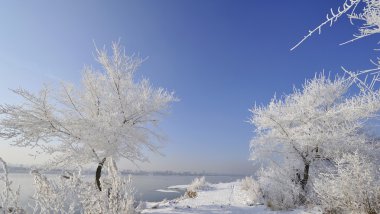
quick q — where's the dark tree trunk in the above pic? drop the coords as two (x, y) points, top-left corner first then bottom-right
(301, 163), (309, 190)
(297, 163), (310, 204)
(96, 158), (106, 191)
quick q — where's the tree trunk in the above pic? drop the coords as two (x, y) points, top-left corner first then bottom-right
(301, 163), (309, 190)
(298, 163), (310, 204)
(96, 158), (106, 191)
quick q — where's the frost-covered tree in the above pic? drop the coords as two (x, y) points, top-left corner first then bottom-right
(250, 73), (380, 205)
(284, 0), (380, 211)
(0, 42), (176, 190)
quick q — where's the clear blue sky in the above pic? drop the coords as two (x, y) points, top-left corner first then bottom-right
(0, 1), (378, 174)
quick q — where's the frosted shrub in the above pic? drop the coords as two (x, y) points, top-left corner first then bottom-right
(30, 170), (82, 213)
(187, 176), (209, 192)
(258, 166), (303, 210)
(239, 176), (254, 191)
(314, 152), (380, 214)
(185, 176), (210, 198)
(239, 176), (262, 204)
(31, 159), (136, 214)
(0, 158), (23, 214)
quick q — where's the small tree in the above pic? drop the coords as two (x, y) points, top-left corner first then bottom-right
(0, 42), (176, 190)
(250, 73), (380, 205)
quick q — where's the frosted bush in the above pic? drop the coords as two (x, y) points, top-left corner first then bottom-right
(30, 170), (82, 213)
(30, 158), (136, 214)
(314, 152), (380, 214)
(185, 176), (211, 198)
(0, 157), (23, 214)
(187, 176), (210, 192)
(240, 176), (254, 191)
(239, 176), (262, 204)
(258, 165), (303, 210)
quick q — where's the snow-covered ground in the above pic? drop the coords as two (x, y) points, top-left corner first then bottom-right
(141, 181), (321, 214)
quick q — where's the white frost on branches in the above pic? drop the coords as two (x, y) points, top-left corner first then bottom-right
(0, 42), (176, 166)
(347, 0), (380, 44)
(291, 0), (380, 50)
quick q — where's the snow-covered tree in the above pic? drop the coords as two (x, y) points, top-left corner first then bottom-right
(0, 42), (176, 190)
(282, 0), (380, 210)
(250, 73), (380, 206)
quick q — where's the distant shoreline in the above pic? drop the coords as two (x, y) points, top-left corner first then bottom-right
(6, 166), (249, 177)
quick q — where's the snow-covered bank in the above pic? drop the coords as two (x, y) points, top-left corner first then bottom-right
(141, 181), (321, 214)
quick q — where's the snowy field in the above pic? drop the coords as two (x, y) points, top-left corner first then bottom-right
(141, 181), (321, 214)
